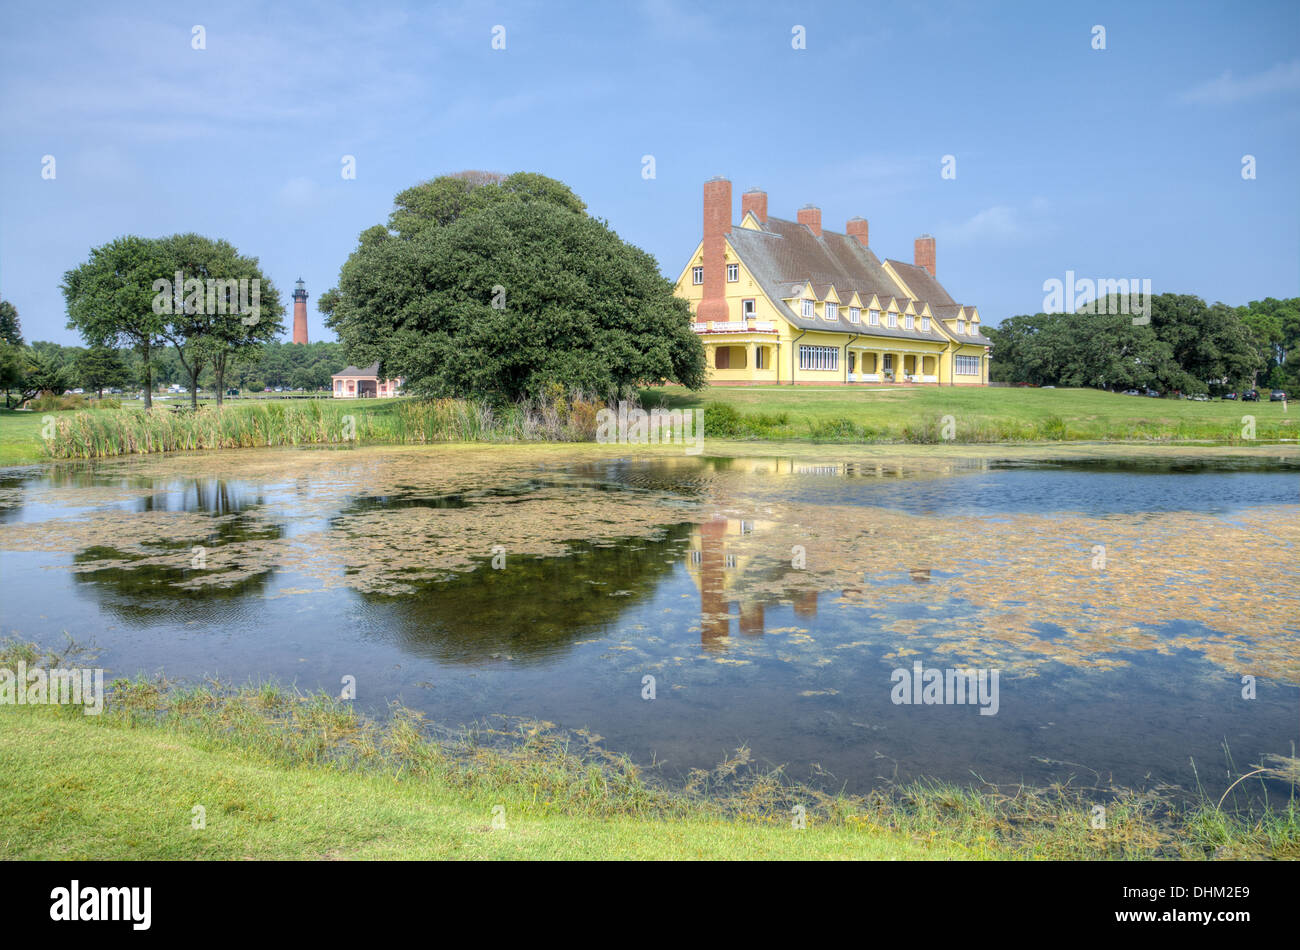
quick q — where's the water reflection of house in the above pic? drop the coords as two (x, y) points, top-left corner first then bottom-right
(685, 515), (815, 651)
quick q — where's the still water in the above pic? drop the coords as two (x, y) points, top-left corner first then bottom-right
(1, 445), (1296, 804)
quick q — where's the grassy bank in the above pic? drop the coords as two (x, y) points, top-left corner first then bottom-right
(642, 385), (1297, 443)
(2, 386), (1295, 466)
(26, 392), (603, 461)
(1, 652), (1295, 860)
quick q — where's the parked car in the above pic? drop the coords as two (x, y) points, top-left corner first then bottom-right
(1222, 392), (1238, 400)
(1270, 390), (1287, 401)
(1242, 390), (1260, 402)
(1121, 389), (1140, 396)
(1192, 393), (1210, 402)
(1143, 388), (1161, 398)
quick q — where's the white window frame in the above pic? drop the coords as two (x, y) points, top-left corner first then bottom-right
(692, 266), (703, 285)
(798, 344), (839, 371)
(904, 314), (914, 329)
(868, 310), (880, 326)
(957, 319), (966, 335)
(921, 316), (930, 331)
(726, 263), (739, 282)
(955, 354), (979, 375)
(801, 299), (815, 318)
(742, 298), (756, 317)
(888, 312), (898, 328)
(849, 307), (861, 323)
(825, 302), (838, 321)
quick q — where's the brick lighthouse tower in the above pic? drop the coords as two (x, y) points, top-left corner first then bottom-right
(291, 277), (308, 344)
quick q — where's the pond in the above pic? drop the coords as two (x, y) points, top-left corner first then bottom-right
(1, 443), (1296, 806)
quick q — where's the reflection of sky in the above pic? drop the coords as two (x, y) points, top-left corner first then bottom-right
(0, 452), (1296, 804)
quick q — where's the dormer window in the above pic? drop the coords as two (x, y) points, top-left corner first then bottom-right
(849, 307), (861, 323)
(904, 314), (914, 329)
(726, 263), (739, 282)
(888, 313), (897, 328)
(825, 302), (838, 321)
(868, 310), (880, 326)
(692, 266), (703, 285)
(802, 299), (815, 318)
(921, 316), (930, 331)
(957, 319), (966, 334)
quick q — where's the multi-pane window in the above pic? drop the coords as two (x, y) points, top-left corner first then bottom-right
(799, 345), (839, 371)
(957, 319), (966, 334)
(726, 263), (739, 282)
(904, 314), (915, 329)
(742, 299), (756, 317)
(955, 355), (980, 375)
(868, 310), (880, 326)
(888, 313), (898, 327)
(825, 302), (838, 320)
(921, 317), (930, 331)
(849, 307), (861, 323)
(802, 299), (815, 318)
(692, 266), (703, 285)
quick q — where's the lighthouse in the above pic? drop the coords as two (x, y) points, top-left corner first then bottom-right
(292, 277), (308, 344)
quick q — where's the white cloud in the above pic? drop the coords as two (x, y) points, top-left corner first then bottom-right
(1180, 59), (1300, 105)
(278, 177), (320, 207)
(940, 200), (1052, 246)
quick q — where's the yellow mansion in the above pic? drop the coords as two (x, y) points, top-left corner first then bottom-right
(675, 178), (991, 385)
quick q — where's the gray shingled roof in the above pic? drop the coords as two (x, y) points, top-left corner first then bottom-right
(725, 218), (953, 343)
(332, 362), (382, 377)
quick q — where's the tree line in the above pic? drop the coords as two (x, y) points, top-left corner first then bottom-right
(1, 309), (347, 408)
(984, 294), (1298, 394)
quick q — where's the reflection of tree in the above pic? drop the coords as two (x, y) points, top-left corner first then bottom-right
(0, 472), (26, 525)
(69, 478), (281, 624)
(359, 524), (695, 666)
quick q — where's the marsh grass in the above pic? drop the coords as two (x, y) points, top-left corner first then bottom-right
(40, 390), (611, 459)
(3, 636), (1292, 860)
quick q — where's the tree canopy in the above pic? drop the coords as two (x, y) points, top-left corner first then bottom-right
(987, 293), (1277, 393)
(62, 234), (283, 407)
(321, 171), (706, 402)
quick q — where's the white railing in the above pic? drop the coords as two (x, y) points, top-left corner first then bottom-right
(692, 320), (777, 333)
(919, 374), (938, 383)
(861, 373), (881, 382)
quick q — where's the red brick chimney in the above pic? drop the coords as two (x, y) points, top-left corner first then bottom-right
(846, 217), (869, 246)
(697, 177), (732, 323)
(291, 277), (308, 344)
(742, 188), (767, 224)
(798, 204), (822, 238)
(914, 235), (936, 276)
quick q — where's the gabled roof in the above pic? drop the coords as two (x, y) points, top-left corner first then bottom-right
(725, 217), (952, 342)
(332, 362), (382, 378)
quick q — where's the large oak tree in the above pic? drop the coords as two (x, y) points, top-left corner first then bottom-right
(320, 171), (706, 402)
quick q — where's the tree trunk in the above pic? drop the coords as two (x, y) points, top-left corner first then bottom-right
(141, 340), (153, 410)
(215, 352), (226, 407)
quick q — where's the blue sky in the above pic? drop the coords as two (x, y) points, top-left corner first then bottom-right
(1, 0), (1297, 344)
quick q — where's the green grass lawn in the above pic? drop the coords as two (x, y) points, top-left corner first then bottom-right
(639, 385), (1298, 443)
(3, 388), (1295, 467)
(0, 705), (961, 860)
(0, 409), (48, 466)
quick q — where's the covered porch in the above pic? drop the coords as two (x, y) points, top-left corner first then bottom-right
(846, 347), (941, 384)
